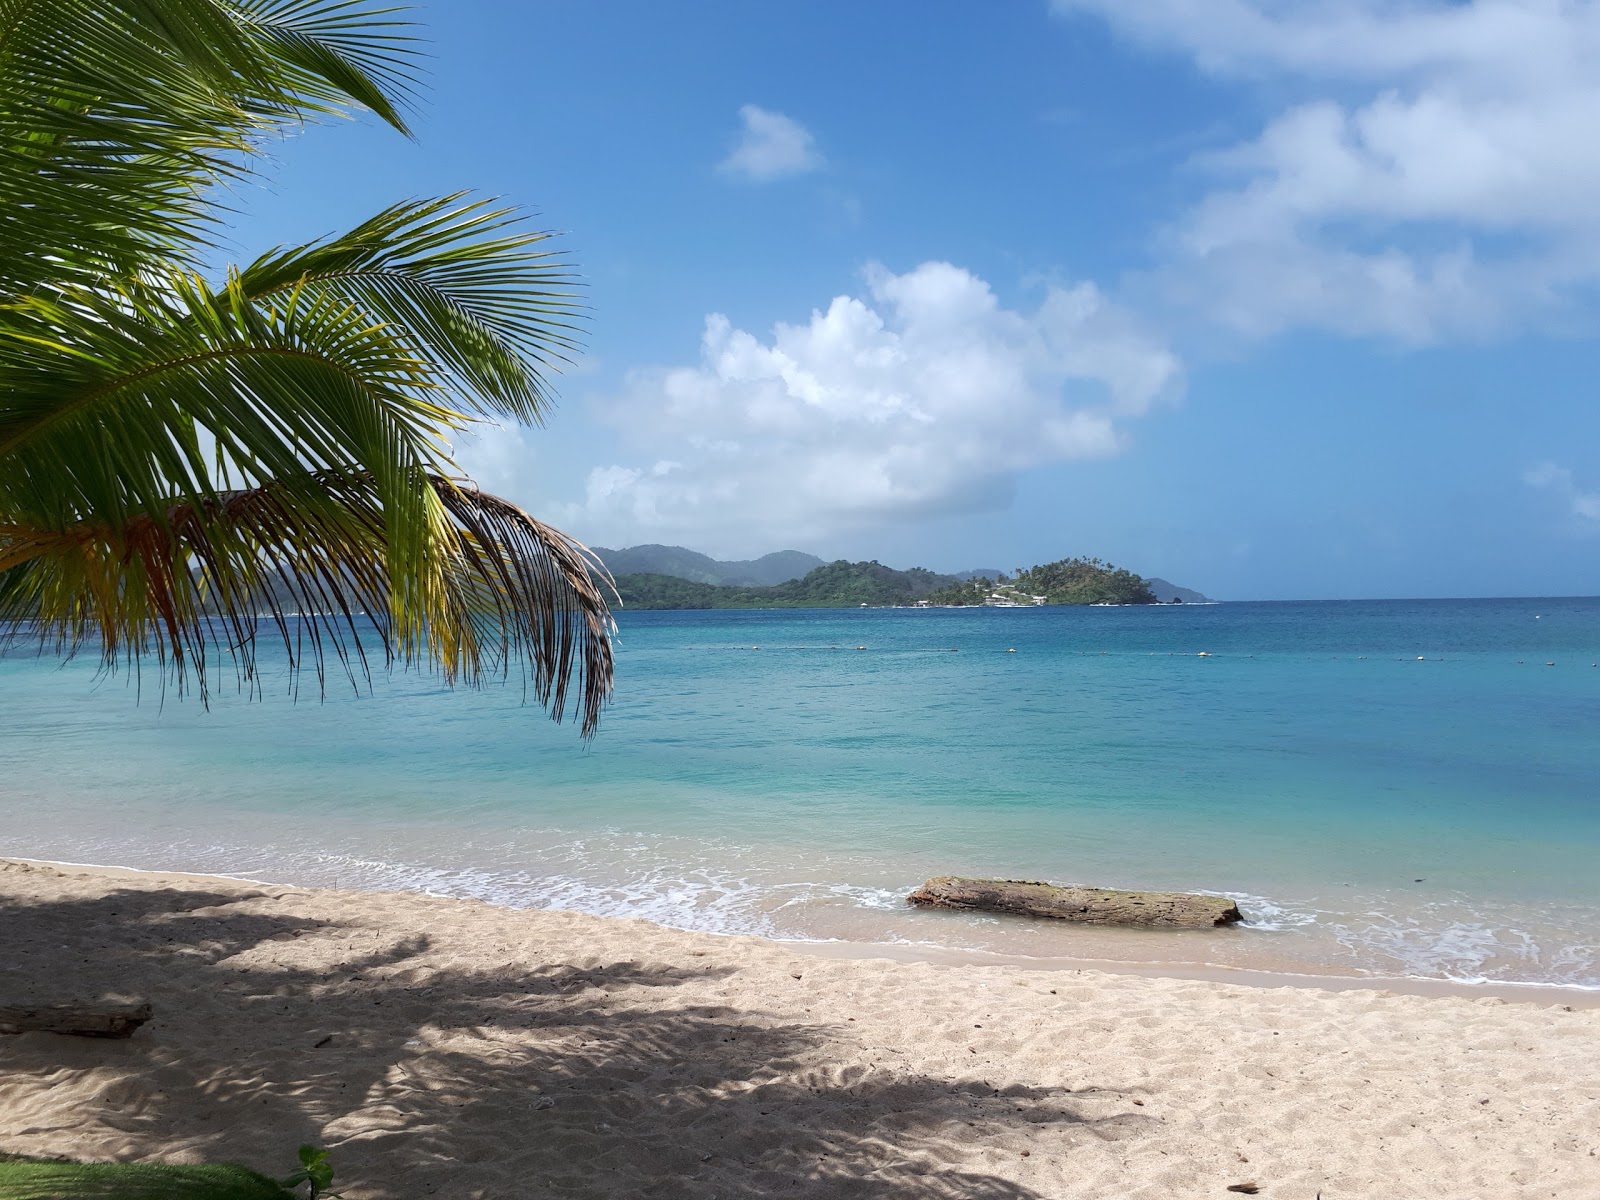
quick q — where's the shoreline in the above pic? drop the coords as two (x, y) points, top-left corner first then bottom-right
(12, 855), (1598, 1009)
(797, 936), (1600, 1008)
(6, 595), (1598, 1002)
(3, 853), (1599, 1198)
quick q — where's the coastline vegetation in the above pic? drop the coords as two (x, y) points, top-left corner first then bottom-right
(924, 558), (1157, 607)
(613, 556), (1159, 609)
(614, 560), (952, 608)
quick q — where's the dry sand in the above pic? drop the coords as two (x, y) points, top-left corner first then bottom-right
(1, 857), (1597, 1199)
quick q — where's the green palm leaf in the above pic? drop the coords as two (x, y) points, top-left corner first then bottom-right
(0, 1), (616, 732)
(0, 0), (418, 297)
(236, 194), (586, 423)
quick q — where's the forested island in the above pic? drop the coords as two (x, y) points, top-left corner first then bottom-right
(609, 556), (1161, 610)
(922, 558), (1155, 606)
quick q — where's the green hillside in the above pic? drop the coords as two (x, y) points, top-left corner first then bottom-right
(592, 544), (824, 586)
(924, 557), (1155, 606)
(614, 556), (1159, 609)
(614, 560), (957, 609)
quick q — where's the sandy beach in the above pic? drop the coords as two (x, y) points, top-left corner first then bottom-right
(1, 857), (1597, 1200)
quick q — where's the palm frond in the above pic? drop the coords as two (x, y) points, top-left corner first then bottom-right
(233, 0), (423, 131)
(0, 1), (615, 733)
(0, 473), (615, 734)
(0, 268), (453, 529)
(0, 0), (420, 297)
(237, 194), (586, 424)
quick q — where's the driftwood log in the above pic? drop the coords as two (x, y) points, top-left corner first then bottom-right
(0, 1002), (153, 1038)
(907, 877), (1242, 929)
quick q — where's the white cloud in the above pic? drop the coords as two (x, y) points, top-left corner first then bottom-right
(718, 105), (824, 182)
(556, 261), (1181, 548)
(1054, 0), (1600, 342)
(1051, 0), (1585, 81)
(452, 424), (537, 499)
(1525, 462), (1600, 524)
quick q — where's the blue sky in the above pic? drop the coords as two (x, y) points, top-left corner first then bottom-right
(231, 1), (1600, 599)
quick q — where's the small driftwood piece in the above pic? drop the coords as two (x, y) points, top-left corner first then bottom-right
(907, 877), (1242, 929)
(0, 1002), (153, 1038)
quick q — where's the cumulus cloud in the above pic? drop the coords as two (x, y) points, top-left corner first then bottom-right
(1525, 462), (1600, 524)
(452, 424), (537, 500)
(1054, 0), (1600, 342)
(718, 105), (824, 182)
(558, 261), (1181, 548)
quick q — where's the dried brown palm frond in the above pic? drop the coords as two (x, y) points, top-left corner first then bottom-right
(0, 472), (616, 735)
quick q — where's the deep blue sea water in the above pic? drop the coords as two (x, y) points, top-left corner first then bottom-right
(2, 598), (1597, 987)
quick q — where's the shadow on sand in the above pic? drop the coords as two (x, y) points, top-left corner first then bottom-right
(0, 871), (1154, 1198)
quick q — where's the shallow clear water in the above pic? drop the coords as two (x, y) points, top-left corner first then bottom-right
(2, 598), (1597, 987)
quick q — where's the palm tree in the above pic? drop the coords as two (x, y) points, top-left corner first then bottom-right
(0, 0), (614, 733)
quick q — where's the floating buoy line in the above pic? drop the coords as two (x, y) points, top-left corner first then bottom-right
(710, 645), (1594, 665)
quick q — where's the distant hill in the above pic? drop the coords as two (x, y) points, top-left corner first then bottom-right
(592, 544), (824, 587)
(595, 543), (1204, 609)
(615, 556), (1187, 610)
(1145, 577), (1211, 604)
(925, 557), (1156, 607)
(615, 560), (959, 609)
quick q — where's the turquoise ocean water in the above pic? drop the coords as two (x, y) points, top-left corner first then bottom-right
(2, 598), (1597, 988)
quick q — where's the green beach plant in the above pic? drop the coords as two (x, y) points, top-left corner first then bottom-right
(277, 1146), (336, 1200)
(0, 0), (614, 732)
(0, 1145), (339, 1199)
